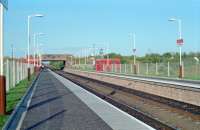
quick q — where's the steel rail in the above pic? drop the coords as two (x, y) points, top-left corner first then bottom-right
(56, 70), (179, 130)
(70, 70), (200, 91)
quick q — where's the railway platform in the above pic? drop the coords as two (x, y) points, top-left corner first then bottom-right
(4, 69), (154, 130)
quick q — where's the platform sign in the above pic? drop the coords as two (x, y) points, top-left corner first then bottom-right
(0, 0), (8, 9)
(132, 48), (136, 53)
(176, 39), (184, 46)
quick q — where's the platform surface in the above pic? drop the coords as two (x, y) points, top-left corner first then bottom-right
(18, 69), (154, 130)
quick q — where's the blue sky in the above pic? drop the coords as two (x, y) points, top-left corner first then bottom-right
(3, 0), (200, 57)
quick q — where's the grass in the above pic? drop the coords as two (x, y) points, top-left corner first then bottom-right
(0, 75), (35, 129)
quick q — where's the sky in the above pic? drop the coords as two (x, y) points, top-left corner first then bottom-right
(3, 0), (200, 57)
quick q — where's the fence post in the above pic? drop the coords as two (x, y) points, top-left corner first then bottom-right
(125, 64), (126, 73)
(13, 60), (15, 87)
(24, 63), (27, 78)
(131, 64), (133, 73)
(196, 62), (199, 79)
(20, 61), (22, 81)
(113, 64), (115, 73)
(112, 64), (114, 72)
(182, 62), (184, 78)
(114, 64), (115, 73)
(0, 75), (6, 115)
(9, 60), (12, 88)
(6, 59), (9, 92)
(16, 61), (19, 84)
(168, 62), (170, 77)
(116, 64), (119, 73)
(146, 63), (149, 75)
(18, 61), (20, 83)
(15, 60), (17, 85)
(156, 62), (158, 75)
(120, 64), (121, 73)
(137, 63), (140, 74)
(25, 63), (27, 79)
(18, 61), (20, 81)
(21, 61), (23, 80)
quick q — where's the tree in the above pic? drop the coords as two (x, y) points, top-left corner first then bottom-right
(49, 61), (65, 70)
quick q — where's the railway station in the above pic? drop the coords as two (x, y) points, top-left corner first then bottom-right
(0, 0), (200, 130)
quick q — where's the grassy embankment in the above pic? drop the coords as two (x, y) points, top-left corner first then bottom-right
(0, 75), (35, 129)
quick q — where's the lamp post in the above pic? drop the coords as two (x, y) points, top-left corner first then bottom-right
(33, 33), (44, 68)
(0, 3), (6, 115)
(169, 18), (184, 78)
(37, 42), (45, 68)
(36, 43), (43, 67)
(129, 33), (137, 74)
(27, 14), (44, 80)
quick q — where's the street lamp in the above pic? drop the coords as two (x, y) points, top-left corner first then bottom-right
(168, 18), (184, 78)
(38, 43), (44, 67)
(33, 33), (45, 67)
(37, 35), (45, 67)
(129, 33), (137, 74)
(27, 14), (44, 80)
(0, 4), (3, 77)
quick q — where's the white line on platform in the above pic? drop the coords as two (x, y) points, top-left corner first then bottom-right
(51, 70), (155, 130)
(16, 75), (40, 130)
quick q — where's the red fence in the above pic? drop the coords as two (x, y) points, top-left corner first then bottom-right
(95, 58), (121, 72)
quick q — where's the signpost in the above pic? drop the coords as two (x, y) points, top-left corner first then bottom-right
(169, 18), (184, 78)
(130, 33), (137, 74)
(0, 0), (7, 115)
(177, 39), (184, 46)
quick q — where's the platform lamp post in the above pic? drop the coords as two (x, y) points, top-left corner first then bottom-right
(37, 43), (45, 68)
(33, 33), (45, 70)
(27, 14), (44, 81)
(168, 18), (184, 78)
(38, 44), (43, 67)
(129, 33), (137, 74)
(0, 1), (7, 115)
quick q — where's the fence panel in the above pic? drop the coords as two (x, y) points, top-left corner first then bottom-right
(71, 62), (200, 80)
(184, 62), (200, 80)
(3, 58), (35, 92)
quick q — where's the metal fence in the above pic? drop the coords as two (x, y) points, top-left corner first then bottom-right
(71, 62), (200, 80)
(3, 58), (34, 92)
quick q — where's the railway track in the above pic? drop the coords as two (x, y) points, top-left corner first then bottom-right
(107, 72), (200, 87)
(55, 70), (200, 130)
